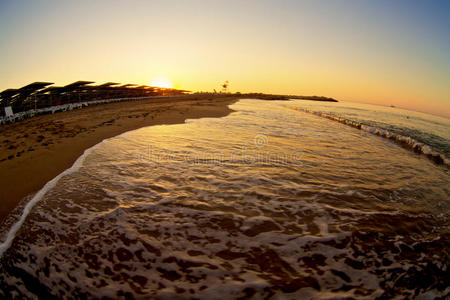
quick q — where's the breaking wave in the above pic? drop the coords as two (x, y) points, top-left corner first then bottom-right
(289, 106), (450, 168)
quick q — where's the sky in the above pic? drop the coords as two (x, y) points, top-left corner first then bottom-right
(0, 0), (449, 117)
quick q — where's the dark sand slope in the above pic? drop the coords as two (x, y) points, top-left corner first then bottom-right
(0, 95), (238, 223)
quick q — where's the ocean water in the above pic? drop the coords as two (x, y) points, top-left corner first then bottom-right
(289, 101), (450, 165)
(0, 99), (449, 299)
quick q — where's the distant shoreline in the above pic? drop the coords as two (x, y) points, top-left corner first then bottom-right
(247, 93), (338, 102)
(1, 91), (337, 126)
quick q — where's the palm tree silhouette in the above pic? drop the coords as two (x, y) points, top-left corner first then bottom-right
(222, 80), (229, 93)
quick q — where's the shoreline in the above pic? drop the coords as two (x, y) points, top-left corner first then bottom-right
(0, 94), (239, 224)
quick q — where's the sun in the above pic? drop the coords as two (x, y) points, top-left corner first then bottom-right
(149, 77), (173, 89)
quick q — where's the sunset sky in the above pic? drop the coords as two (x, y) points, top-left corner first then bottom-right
(1, 0), (449, 117)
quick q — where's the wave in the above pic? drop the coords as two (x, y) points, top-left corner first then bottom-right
(0, 146), (96, 257)
(0, 132), (135, 257)
(289, 106), (450, 168)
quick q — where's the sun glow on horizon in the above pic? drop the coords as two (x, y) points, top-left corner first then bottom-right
(1, 1), (449, 117)
(150, 77), (173, 89)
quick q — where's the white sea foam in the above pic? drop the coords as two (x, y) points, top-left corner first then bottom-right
(0, 127), (147, 258)
(0, 146), (96, 257)
(289, 106), (449, 168)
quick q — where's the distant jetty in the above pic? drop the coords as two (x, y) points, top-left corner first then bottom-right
(239, 93), (338, 102)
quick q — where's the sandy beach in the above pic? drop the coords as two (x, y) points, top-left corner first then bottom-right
(0, 94), (238, 224)
(2, 2), (449, 297)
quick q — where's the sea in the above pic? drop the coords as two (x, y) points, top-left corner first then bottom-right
(0, 99), (449, 299)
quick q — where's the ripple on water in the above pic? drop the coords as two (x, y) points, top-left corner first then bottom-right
(0, 99), (449, 299)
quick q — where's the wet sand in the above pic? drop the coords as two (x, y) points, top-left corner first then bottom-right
(0, 95), (239, 224)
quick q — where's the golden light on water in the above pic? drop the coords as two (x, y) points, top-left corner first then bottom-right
(150, 77), (173, 89)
